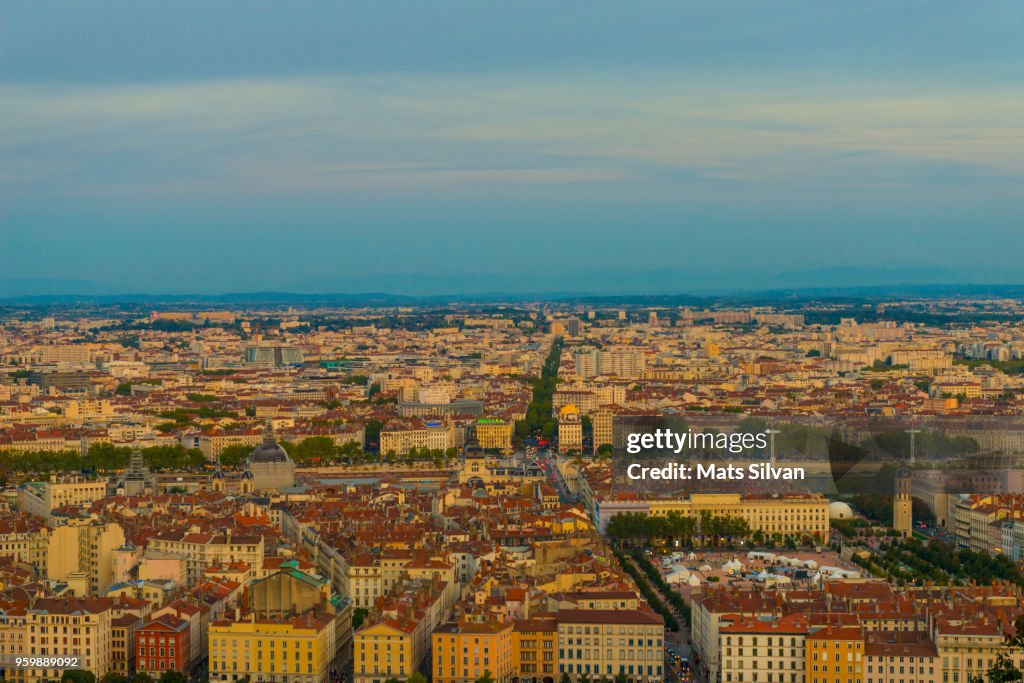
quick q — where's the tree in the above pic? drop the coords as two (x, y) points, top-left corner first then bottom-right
(352, 607), (369, 630)
(158, 672), (187, 683)
(61, 672), (97, 683)
(132, 674), (155, 683)
(476, 671), (495, 683)
(99, 674), (129, 683)
(292, 436), (338, 465)
(219, 444), (254, 467)
(561, 674), (573, 683)
(407, 674), (428, 683)
(986, 655), (1023, 683)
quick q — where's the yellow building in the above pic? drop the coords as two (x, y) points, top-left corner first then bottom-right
(807, 626), (864, 683)
(354, 619), (419, 683)
(591, 410), (613, 453)
(645, 493), (830, 539)
(208, 612), (335, 683)
(513, 616), (558, 682)
(433, 618), (515, 683)
(475, 418), (514, 451)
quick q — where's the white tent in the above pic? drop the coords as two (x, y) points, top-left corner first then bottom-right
(723, 558), (745, 573)
(699, 564), (713, 572)
(687, 575), (702, 586)
(666, 567), (691, 584)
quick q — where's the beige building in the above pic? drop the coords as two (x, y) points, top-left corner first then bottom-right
(146, 530), (265, 586)
(558, 405), (583, 454)
(380, 421), (456, 456)
(720, 613), (811, 683)
(47, 521), (127, 595)
(865, 631), (939, 683)
(17, 476), (108, 520)
(198, 428), (264, 459)
(557, 608), (665, 681)
(13, 597), (116, 682)
(0, 520), (49, 572)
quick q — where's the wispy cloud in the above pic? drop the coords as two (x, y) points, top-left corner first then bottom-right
(2, 73), (1022, 204)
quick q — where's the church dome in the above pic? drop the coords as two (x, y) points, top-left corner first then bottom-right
(248, 441), (292, 464)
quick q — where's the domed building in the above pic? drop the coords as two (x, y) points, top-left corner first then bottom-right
(245, 430), (296, 493)
(828, 501), (855, 520)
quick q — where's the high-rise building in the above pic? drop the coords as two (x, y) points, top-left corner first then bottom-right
(592, 410), (614, 454)
(574, 349), (645, 380)
(244, 344), (304, 367)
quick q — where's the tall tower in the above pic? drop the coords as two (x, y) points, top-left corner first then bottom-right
(894, 426), (919, 537)
(893, 465), (913, 538)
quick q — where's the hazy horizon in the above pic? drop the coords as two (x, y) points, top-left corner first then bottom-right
(3, 2), (1023, 294)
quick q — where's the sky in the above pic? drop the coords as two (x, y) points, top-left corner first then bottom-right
(2, 1), (1024, 295)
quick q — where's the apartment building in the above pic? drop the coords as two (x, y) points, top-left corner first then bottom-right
(17, 476), (108, 519)
(513, 615), (558, 682)
(432, 618), (516, 683)
(474, 418), (514, 451)
(557, 608), (665, 682)
(209, 612), (336, 683)
(47, 520), (126, 595)
(146, 530), (265, 586)
(14, 597), (116, 682)
(380, 421), (456, 456)
(864, 631), (938, 683)
(806, 626), (864, 683)
(136, 614), (192, 677)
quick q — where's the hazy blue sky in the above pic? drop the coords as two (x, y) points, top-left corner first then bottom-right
(2, 2), (1024, 294)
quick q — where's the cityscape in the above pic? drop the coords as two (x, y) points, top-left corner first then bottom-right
(4, 2), (1024, 683)
(1, 299), (1023, 683)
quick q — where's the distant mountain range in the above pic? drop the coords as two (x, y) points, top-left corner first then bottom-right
(3, 267), (1024, 305)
